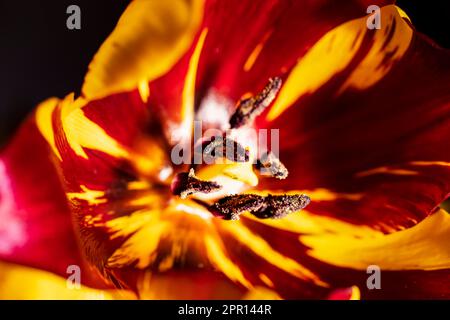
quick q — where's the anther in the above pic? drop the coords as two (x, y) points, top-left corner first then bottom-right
(203, 136), (249, 163)
(210, 194), (264, 220)
(251, 194), (310, 219)
(210, 193), (310, 220)
(229, 77), (282, 129)
(171, 168), (222, 199)
(256, 152), (288, 179)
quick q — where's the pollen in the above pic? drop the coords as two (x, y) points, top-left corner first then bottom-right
(203, 136), (250, 163)
(229, 77), (282, 129)
(256, 151), (289, 179)
(210, 194), (311, 220)
(171, 168), (222, 199)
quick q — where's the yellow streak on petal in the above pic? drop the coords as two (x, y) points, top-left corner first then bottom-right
(82, 0), (204, 100)
(349, 286), (361, 300)
(180, 28), (208, 136)
(67, 185), (106, 205)
(129, 138), (168, 177)
(258, 273), (275, 288)
(221, 222), (328, 287)
(0, 261), (135, 300)
(35, 98), (62, 161)
(244, 188), (366, 235)
(106, 210), (169, 269)
(356, 166), (418, 177)
(243, 31), (273, 72)
(82, 214), (104, 228)
(138, 80), (150, 103)
(247, 209), (379, 238)
(222, 162), (259, 187)
(266, 13), (366, 121)
(396, 6), (412, 22)
(128, 193), (161, 207)
(63, 107), (129, 160)
(127, 180), (151, 190)
(338, 6), (413, 93)
(194, 162), (258, 201)
(267, 5), (412, 121)
(301, 209), (450, 271)
(243, 42), (265, 72)
(205, 235), (253, 288)
(197, 162), (258, 187)
(410, 161), (450, 167)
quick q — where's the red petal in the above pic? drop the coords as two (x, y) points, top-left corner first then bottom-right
(0, 116), (107, 287)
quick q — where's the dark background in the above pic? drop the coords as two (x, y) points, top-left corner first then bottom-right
(0, 0), (449, 146)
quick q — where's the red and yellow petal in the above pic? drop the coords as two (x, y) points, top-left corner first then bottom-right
(257, 5), (450, 231)
(82, 0), (204, 101)
(149, 0), (393, 140)
(0, 110), (108, 288)
(0, 261), (135, 300)
(242, 207), (450, 299)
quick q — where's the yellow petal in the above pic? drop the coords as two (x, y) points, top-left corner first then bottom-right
(35, 97), (62, 161)
(0, 261), (135, 300)
(300, 209), (450, 271)
(82, 0), (204, 100)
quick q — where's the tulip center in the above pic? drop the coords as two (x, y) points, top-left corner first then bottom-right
(170, 77), (310, 220)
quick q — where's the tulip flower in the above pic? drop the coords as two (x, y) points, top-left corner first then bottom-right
(1, 0), (449, 299)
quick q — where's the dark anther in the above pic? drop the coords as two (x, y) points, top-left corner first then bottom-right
(229, 77), (282, 129)
(210, 193), (310, 220)
(251, 194), (310, 219)
(210, 194), (264, 220)
(256, 152), (289, 179)
(171, 169), (222, 199)
(203, 136), (249, 163)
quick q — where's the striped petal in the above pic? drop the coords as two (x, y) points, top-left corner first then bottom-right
(82, 0), (204, 100)
(256, 5), (450, 231)
(149, 0), (392, 140)
(0, 109), (108, 288)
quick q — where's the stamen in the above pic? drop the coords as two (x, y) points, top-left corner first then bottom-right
(210, 193), (310, 220)
(229, 77), (282, 129)
(251, 194), (310, 219)
(203, 136), (249, 163)
(171, 168), (222, 199)
(257, 152), (289, 179)
(210, 194), (264, 220)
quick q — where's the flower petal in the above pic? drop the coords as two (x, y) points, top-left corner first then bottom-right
(257, 5), (450, 230)
(149, 0), (393, 139)
(243, 208), (450, 299)
(82, 0), (204, 100)
(0, 261), (135, 300)
(0, 111), (107, 287)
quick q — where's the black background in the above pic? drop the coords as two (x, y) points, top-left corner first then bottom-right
(0, 0), (449, 146)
